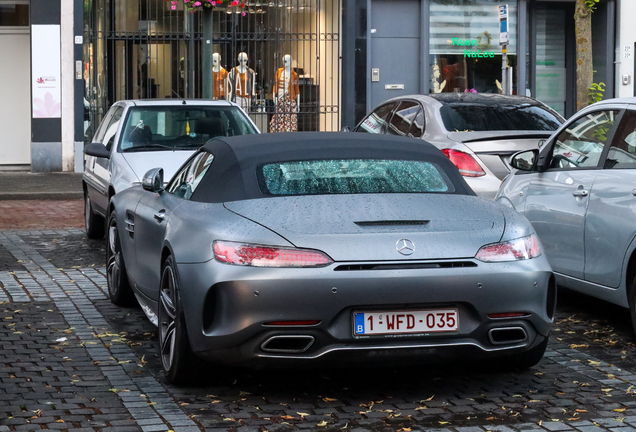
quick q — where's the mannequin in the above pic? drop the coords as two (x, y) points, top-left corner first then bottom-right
(270, 54), (300, 133)
(212, 53), (230, 100)
(228, 52), (256, 111)
(432, 60), (446, 93)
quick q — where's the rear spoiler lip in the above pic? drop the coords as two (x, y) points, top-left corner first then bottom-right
(447, 130), (554, 144)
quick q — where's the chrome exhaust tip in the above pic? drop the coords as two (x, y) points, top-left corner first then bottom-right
(488, 327), (528, 345)
(260, 335), (315, 353)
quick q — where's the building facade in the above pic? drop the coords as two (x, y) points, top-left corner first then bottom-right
(0, 0), (634, 171)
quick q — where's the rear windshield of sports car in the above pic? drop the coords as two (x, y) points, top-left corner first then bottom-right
(439, 103), (562, 132)
(257, 159), (454, 196)
(119, 106), (257, 152)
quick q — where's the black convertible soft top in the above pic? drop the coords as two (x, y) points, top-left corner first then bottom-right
(190, 132), (475, 203)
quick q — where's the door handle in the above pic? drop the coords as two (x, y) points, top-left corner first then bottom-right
(154, 210), (166, 222)
(572, 189), (589, 198)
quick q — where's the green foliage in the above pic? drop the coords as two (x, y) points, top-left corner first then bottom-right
(588, 82), (605, 105)
(585, 0), (600, 12)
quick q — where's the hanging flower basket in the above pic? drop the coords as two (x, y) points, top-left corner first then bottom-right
(167, 0), (247, 12)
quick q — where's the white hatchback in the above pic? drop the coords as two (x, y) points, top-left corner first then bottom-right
(82, 99), (259, 239)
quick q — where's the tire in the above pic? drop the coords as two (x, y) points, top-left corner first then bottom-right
(158, 256), (203, 384)
(502, 337), (549, 371)
(85, 191), (105, 239)
(628, 273), (636, 339)
(106, 211), (135, 306)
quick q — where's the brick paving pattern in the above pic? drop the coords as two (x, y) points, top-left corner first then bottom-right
(3, 226), (636, 430)
(0, 201), (84, 231)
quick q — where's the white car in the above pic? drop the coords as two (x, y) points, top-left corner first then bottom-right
(82, 99), (259, 239)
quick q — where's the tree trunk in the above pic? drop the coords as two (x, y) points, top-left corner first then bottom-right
(574, 0), (593, 111)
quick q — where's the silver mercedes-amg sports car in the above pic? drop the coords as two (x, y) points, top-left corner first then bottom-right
(107, 132), (555, 383)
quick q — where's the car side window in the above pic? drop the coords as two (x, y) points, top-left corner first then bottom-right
(547, 110), (619, 170)
(166, 152), (214, 200)
(102, 106), (125, 152)
(386, 101), (420, 137)
(356, 102), (397, 134)
(604, 110), (636, 169)
(408, 107), (425, 138)
(93, 107), (116, 144)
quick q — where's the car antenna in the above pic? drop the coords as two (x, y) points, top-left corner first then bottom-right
(172, 90), (186, 105)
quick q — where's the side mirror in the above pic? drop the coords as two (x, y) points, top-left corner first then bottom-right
(510, 149), (539, 172)
(341, 126), (351, 132)
(142, 168), (164, 193)
(84, 142), (110, 159)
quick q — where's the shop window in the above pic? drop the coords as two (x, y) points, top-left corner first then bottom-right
(0, 3), (28, 26)
(429, 0), (516, 94)
(84, 0), (342, 138)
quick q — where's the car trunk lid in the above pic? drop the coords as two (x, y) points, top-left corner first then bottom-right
(447, 131), (553, 179)
(224, 194), (504, 261)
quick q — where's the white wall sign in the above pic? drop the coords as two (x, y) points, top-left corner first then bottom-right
(31, 25), (61, 118)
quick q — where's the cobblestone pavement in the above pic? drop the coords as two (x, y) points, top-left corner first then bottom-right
(4, 229), (636, 431)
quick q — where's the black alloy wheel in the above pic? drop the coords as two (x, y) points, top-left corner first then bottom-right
(628, 274), (636, 340)
(158, 255), (201, 384)
(503, 337), (549, 370)
(85, 191), (105, 239)
(106, 211), (134, 306)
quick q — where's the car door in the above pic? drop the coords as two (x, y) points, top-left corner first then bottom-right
(84, 106), (116, 212)
(86, 105), (125, 214)
(132, 151), (215, 299)
(585, 106), (636, 287)
(525, 108), (620, 279)
(354, 101), (398, 134)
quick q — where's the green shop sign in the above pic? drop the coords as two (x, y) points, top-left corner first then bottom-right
(452, 37), (496, 58)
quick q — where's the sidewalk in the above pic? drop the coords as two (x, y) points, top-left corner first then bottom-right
(0, 171), (83, 200)
(0, 172), (85, 230)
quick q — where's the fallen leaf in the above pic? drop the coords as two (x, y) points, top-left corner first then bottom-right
(297, 412), (310, 417)
(317, 421), (328, 426)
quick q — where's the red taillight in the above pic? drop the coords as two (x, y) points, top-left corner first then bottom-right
(487, 312), (530, 319)
(442, 149), (486, 177)
(475, 234), (541, 262)
(213, 241), (333, 267)
(264, 320), (321, 326)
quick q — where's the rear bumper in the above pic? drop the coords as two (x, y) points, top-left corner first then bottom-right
(463, 175), (502, 200)
(176, 256), (554, 366)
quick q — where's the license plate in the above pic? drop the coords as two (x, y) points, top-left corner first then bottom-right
(353, 309), (459, 336)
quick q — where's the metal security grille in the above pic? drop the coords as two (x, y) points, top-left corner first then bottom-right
(83, 0), (341, 139)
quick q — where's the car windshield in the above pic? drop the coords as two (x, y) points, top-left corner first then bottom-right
(257, 159), (453, 196)
(439, 104), (562, 132)
(119, 106), (257, 152)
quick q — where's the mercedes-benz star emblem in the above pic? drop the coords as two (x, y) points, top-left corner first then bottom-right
(396, 239), (415, 256)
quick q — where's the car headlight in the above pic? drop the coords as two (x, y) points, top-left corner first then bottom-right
(475, 234), (541, 262)
(213, 241), (333, 267)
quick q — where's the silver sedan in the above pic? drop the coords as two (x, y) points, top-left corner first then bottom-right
(354, 93), (564, 199)
(108, 132), (554, 383)
(498, 97), (636, 336)
(83, 99), (258, 239)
